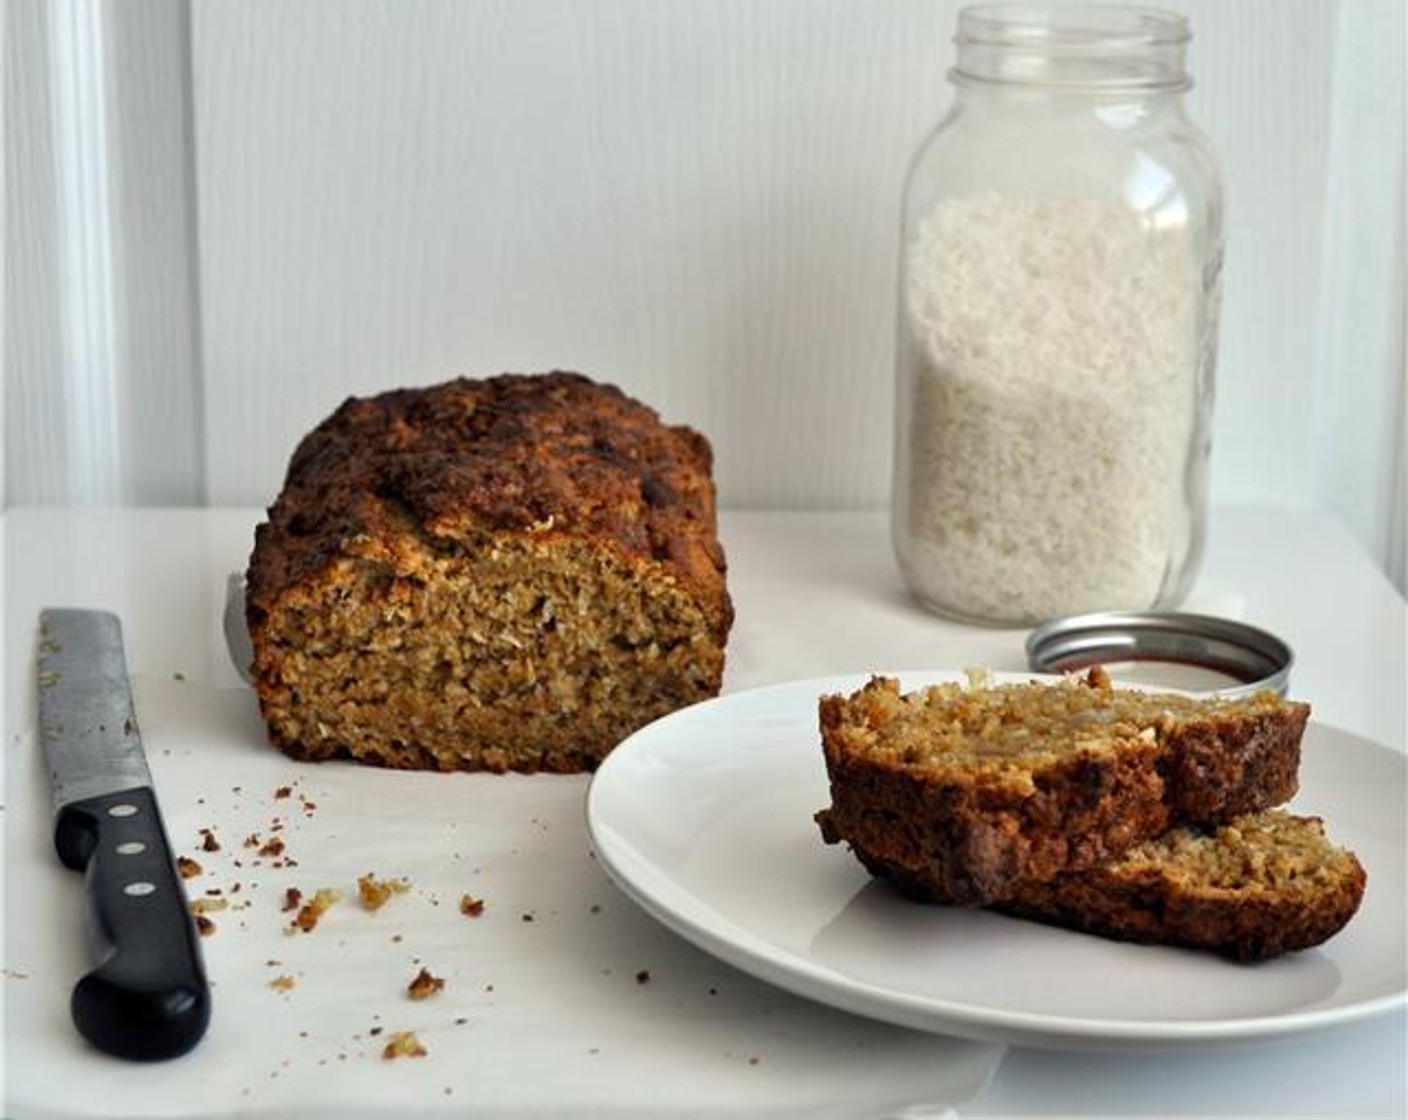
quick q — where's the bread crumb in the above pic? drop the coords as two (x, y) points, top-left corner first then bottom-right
(358, 873), (410, 912)
(198, 828), (221, 852)
(459, 894), (485, 917)
(177, 856), (202, 879)
(195, 915), (216, 937)
(258, 837), (286, 859)
(290, 888), (342, 932)
(407, 967), (445, 1001)
(190, 897), (230, 914)
(282, 887), (303, 912)
(268, 975), (296, 993)
(381, 1031), (426, 1060)
(635, 969), (651, 984)
(274, 785), (292, 799)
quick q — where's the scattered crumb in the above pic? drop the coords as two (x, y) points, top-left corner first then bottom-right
(381, 1031), (426, 1060)
(274, 786), (292, 800)
(407, 967), (445, 1001)
(290, 888), (342, 933)
(198, 828), (221, 853)
(520, 913), (534, 923)
(268, 975), (297, 993)
(190, 897), (230, 915)
(459, 894), (485, 917)
(369, 1026), (383, 1037)
(243, 833), (262, 849)
(195, 915), (216, 937)
(283, 887), (304, 913)
(358, 873), (410, 912)
(258, 837), (285, 859)
(177, 856), (203, 879)
(172, 671), (186, 682)
(635, 970), (651, 985)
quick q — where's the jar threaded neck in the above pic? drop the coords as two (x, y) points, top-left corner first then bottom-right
(953, 3), (1191, 92)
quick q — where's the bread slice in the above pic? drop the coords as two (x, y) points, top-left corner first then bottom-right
(815, 671), (1307, 906)
(997, 811), (1367, 961)
(246, 372), (732, 773)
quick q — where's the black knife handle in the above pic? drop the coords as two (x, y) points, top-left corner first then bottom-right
(54, 786), (211, 1061)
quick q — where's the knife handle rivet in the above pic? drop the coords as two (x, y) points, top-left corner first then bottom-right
(107, 804), (139, 818)
(124, 882), (156, 897)
(115, 841), (146, 855)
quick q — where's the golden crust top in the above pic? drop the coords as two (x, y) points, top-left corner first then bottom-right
(247, 371), (731, 639)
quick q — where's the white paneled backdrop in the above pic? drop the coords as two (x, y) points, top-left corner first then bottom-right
(5, 0), (1406, 591)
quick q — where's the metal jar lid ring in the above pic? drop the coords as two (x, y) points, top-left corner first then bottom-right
(1025, 611), (1294, 698)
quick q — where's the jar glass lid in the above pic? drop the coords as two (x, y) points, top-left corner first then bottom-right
(1025, 611), (1294, 698)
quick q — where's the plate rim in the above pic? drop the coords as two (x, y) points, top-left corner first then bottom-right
(585, 669), (1408, 1051)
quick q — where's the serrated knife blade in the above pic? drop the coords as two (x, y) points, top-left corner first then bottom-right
(36, 608), (211, 1061)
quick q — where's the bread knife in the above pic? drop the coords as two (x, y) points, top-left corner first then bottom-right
(36, 608), (211, 1061)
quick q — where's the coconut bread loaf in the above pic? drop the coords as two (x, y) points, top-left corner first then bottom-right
(246, 371), (732, 773)
(997, 810), (1366, 961)
(815, 671), (1307, 907)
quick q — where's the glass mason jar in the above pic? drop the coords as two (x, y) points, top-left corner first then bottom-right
(892, 3), (1222, 626)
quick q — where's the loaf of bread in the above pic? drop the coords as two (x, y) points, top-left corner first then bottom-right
(997, 811), (1366, 961)
(246, 371), (733, 773)
(815, 671), (1307, 906)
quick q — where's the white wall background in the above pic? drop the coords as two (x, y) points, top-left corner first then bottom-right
(5, 0), (1406, 590)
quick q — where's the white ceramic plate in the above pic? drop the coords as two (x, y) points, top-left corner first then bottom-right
(585, 672), (1408, 1051)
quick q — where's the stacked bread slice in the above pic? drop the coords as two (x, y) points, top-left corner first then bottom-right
(814, 670), (1365, 961)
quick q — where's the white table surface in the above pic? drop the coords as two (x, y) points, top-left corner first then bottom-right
(2, 504), (1405, 1118)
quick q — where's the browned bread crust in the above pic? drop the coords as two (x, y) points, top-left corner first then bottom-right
(247, 371), (732, 773)
(997, 811), (1367, 961)
(816, 673), (1307, 906)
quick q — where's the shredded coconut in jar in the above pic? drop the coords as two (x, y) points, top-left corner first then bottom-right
(899, 192), (1201, 622)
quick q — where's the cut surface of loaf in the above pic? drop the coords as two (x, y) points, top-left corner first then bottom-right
(816, 671), (1308, 906)
(247, 371), (732, 773)
(998, 811), (1367, 961)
